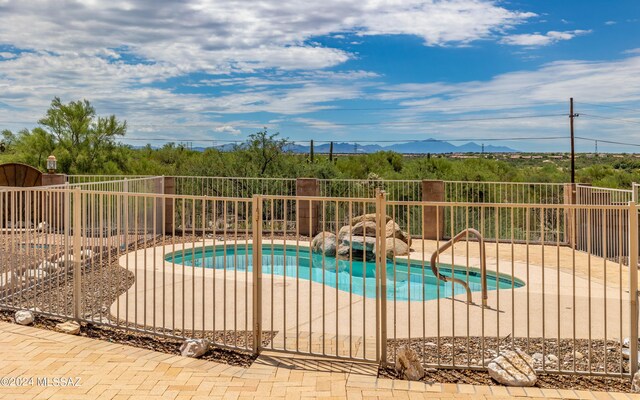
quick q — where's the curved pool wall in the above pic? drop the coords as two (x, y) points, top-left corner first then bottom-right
(164, 245), (524, 302)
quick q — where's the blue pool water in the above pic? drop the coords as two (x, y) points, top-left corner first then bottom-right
(165, 245), (524, 302)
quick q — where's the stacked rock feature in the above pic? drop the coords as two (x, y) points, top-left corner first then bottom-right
(310, 213), (411, 261)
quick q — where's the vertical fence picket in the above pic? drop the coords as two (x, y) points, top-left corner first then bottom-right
(629, 201), (639, 379)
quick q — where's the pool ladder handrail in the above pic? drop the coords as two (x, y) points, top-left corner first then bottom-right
(430, 228), (487, 306)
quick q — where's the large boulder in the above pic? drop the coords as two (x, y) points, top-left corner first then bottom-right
(396, 346), (425, 381)
(385, 220), (411, 245)
(487, 349), (537, 387)
(180, 338), (210, 358)
(336, 244), (351, 257)
(311, 232), (337, 257)
(351, 221), (377, 237)
(351, 213), (391, 226)
(374, 237), (410, 259)
(338, 225), (352, 243)
(344, 235), (376, 252)
(15, 310), (34, 325)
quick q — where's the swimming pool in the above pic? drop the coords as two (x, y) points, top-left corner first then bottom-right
(165, 245), (524, 302)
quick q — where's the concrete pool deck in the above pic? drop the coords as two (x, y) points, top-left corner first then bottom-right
(110, 238), (635, 359)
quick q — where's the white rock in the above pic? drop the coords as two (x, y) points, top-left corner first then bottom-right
(546, 354), (558, 363)
(623, 337), (640, 348)
(37, 222), (49, 231)
(25, 269), (47, 279)
(55, 321), (81, 335)
(633, 370), (640, 393)
(487, 350), (537, 387)
(622, 348), (640, 360)
(0, 272), (15, 288)
(532, 353), (544, 363)
(15, 310), (34, 325)
(29, 307), (42, 313)
(395, 346), (425, 381)
(574, 351), (584, 360)
(180, 339), (210, 358)
(37, 261), (58, 273)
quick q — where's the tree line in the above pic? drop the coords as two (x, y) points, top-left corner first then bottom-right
(1, 98), (638, 188)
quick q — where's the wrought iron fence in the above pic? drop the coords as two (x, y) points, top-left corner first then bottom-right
(0, 185), (638, 379)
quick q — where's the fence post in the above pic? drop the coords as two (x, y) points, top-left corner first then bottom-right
(563, 183), (576, 248)
(296, 178), (319, 236)
(164, 177), (175, 234)
(422, 180), (444, 239)
(252, 195), (263, 355)
(630, 200), (639, 379)
(73, 188), (82, 319)
(155, 176), (165, 235)
(376, 190), (388, 365)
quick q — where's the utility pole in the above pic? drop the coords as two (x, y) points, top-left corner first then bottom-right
(595, 140), (598, 155)
(329, 141), (334, 162)
(570, 97), (576, 184)
(310, 140), (314, 163)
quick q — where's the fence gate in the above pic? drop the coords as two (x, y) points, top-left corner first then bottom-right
(253, 194), (384, 362)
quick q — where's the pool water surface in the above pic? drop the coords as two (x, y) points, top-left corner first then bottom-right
(165, 245), (524, 302)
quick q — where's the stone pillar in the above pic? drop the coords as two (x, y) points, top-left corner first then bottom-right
(164, 176), (175, 234)
(422, 180), (445, 240)
(296, 178), (319, 237)
(41, 173), (65, 186)
(563, 183), (576, 248)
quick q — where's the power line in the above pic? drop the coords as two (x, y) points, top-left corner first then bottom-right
(576, 102), (640, 113)
(579, 113), (640, 126)
(575, 136), (640, 148)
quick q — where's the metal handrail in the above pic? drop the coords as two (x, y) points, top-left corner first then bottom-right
(430, 228), (487, 306)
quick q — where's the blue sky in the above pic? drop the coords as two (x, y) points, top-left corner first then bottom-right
(0, 0), (638, 152)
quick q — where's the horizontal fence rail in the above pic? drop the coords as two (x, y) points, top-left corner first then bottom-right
(174, 176), (297, 198)
(66, 174), (153, 185)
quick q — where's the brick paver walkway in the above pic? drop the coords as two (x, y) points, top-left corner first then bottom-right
(0, 321), (637, 400)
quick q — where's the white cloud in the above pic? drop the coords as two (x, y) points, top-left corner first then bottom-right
(213, 124), (241, 135)
(367, 53), (640, 150)
(605, 20), (617, 25)
(0, 0), (534, 75)
(379, 54), (640, 110)
(501, 30), (591, 46)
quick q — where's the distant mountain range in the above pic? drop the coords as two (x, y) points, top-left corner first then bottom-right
(206, 138), (518, 154)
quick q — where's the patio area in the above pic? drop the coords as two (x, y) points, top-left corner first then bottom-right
(0, 320), (635, 400)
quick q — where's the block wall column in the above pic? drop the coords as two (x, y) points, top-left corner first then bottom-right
(297, 178), (319, 237)
(422, 180), (444, 240)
